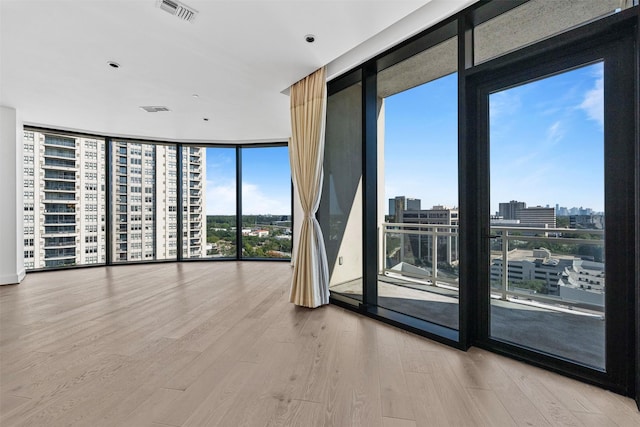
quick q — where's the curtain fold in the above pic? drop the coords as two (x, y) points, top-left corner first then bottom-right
(288, 67), (329, 308)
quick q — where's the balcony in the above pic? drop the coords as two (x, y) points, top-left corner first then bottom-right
(43, 158), (76, 169)
(43, 135), (75, 148)
(44, 181), (76, 191)
(44, 170), (75, 180)
(44, 247), (76, 259)
(43, 225), (76, 235)
(44, 204), (75, 213)
(44, 147), (75, 159)
(330, 223), (606, 368)
(44, 215), (76, 224)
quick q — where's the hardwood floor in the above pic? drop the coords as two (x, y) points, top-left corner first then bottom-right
(1, 262), (638, 426)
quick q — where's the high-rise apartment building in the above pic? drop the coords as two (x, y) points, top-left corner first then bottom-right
(23, 131), (206, 269)
(184, 147), (206, 258)
(23, 130), (106, 269)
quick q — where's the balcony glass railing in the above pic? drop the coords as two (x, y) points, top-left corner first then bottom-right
(44, 192), (75, 201)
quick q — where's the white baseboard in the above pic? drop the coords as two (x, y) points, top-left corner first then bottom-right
(0, 268), (25, 285)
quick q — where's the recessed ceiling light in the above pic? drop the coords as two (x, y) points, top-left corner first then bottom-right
(304, 34), (316, 43)
(107, 61), (120, 69)
(203, 117), (209, 121)
(192, 94), (199, 99)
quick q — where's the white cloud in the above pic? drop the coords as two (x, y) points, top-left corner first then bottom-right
(205, 179), (236, 215)
(242, 182), (290, 215)
(578, 73), (604, 128)
(205, 180), (290, 216)
(490, 90), (521, 119)
(546, 120), (564, 144)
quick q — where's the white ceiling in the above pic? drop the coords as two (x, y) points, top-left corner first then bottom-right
(1, 0), (475, 143)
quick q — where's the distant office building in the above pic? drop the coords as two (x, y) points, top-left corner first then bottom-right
(570, 214), (604, 230)
(516, 206), (556, 228)
(406, 198), (421, 211)
(499, 200), (526, 220)
(402, 205), (459, 264)
(490, 248), (604, 307)
(389, 196), (421, 220)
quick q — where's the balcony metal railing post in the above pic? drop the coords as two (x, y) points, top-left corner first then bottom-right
(380, 225), (385, 274)
(501, 229), (509, 300)
(432, 229), (438, 281)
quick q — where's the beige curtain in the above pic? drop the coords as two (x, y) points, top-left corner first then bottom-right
(288, 67), (329, 308)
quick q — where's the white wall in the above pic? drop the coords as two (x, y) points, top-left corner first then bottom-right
(0, 106), (25, 285)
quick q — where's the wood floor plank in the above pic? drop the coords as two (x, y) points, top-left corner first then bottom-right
(1, 262), (638, 426)
(0, 394), (31, 422)
(500, 356), (585, 426)
(466, 388), (517, 426)
(382, 416), (417, 427)
(405, 372), (451, 427)
(377, 342), (415, 421)
(266, 399), (323, 427)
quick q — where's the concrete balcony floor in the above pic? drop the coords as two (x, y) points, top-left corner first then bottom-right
(330, 276), (605, 369)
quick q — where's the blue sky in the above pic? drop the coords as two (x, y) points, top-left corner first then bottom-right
(204, 61), (604, 217)
(204, 146), (291, 215)
(384, 61), (604, 214)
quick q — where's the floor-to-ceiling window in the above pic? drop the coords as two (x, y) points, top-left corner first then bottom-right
(110, 141), (179, 263)
(319, 76), (363, 305)
(181, 146), (237, 259)
(23, 135), (291, 269)
(376, 35), (459, 331)
(324, 0), (638, 400)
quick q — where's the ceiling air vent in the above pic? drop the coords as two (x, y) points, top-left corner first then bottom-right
(140, 106), (170, 113)
(157, 0), (198, 23)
